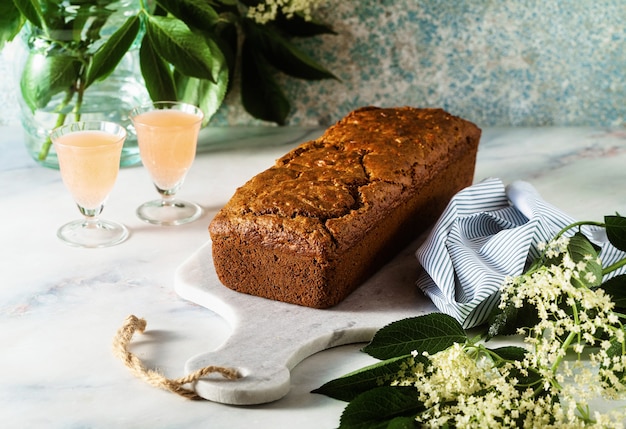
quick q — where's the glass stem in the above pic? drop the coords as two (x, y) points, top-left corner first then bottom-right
(155, 184), (180, 206)
(78, 204), (104, 226)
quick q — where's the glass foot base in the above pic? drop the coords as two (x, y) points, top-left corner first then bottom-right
(136, 199), (203, 226)
(57, 219), (129, 248)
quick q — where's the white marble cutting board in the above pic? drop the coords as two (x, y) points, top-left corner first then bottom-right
(174, 234), (438, 405)
(172, 127), (626, 407)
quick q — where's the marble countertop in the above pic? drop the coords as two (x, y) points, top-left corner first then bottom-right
(2, 125), (626, 428)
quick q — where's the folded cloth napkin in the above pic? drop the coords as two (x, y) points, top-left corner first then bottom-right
(415, 177), (625, 329)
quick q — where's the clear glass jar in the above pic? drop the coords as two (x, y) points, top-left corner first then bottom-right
(17, 0), (149, 168)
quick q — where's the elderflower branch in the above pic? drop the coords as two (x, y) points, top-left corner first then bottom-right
(318, 215), (626, 427)
(551, 330), (578, 374)
(550, 218), (626, 276)
(553, 221), (605, 241)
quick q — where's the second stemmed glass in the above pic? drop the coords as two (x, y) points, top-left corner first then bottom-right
(130, 102), (204, 226)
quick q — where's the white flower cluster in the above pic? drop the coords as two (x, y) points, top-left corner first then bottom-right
(396, 343), (591, 428)
(394, 237), (626, 427)
(501, 237), (626, 400)
(246, 0), (326, 24)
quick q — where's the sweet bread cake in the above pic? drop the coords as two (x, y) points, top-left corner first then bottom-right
(209, 106), (481, 308)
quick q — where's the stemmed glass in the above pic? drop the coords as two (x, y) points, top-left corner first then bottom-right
(51, 121), (129, 248)
(130, 101), (204, 226)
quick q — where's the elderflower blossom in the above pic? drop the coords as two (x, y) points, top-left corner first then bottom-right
(394, 343), (594, 428)
(500, 240), (620, 382)
(247, 0), (326, 24)
(392, 236), (626, 427)
(498, 237), (626, 423)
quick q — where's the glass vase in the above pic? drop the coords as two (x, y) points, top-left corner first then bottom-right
(16, 0), (149, 169)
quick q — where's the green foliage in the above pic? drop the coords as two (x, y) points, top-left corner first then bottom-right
(3, 0), (336, 160)
(605, 214), (626, 252)
(244, 19), (337, 80)
(273, 12), (337, 37)
(144, 15), (219, 82)
(85, 15), (141, 87)
(362, 314), (466, 360)
(311, 314), (464, 428)
(487, 298), (538, 339)
(568, 232), (602, 289)
(20, 52), (81, 112)
(318, 214), (626, 428)
(313, 354), (427, 402)
(175, 66), (229, 126)
(237, 17), (337, 124)
(241, 37), (290, 124)
(13, 0), (43, 30)
(486, 346), (543, 389)
(156, 0), (221, 30)
(338, 386), (422, 429)
(139, 33), (177, 102)
(0, 2), (23, 50)
(314, 313), (552, 428)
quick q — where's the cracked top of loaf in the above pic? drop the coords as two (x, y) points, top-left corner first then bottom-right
(209, 106), (481, 255)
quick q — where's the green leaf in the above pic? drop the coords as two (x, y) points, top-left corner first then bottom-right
(598, 274), (626, 310)
(74, 3), (110, 45)
(0, 1), (24, 49)
(12, 0), (43, 28)
(245, 19), (337, 80)
(362, 314), (467, 360)
(387, 417), (418, 429)
(240, 38), (290, 124)
(487, 300), (539, 339)
(85, 15), (140, 87)
(487, 346), (543, 389)
(568, 232), (602, 288)
(139, 34), (177, 102)
(20, 51), (81, 111)
(145, 15), (219, 82)
(273, 13), (337, 37)
(175, 68), (228, 126)
(155, 0), (220, 30)
(312, 354), (427, 402)
(213, 22), (238, 92)
(339, 386), (422, 429)
(214, 0), (238, 6)
(487, 345), (527, 362)
(174, 29), (228, 124)
(605, 215), (626, 252)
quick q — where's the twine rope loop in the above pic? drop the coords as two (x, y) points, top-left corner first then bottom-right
(112, 315), (240, 400)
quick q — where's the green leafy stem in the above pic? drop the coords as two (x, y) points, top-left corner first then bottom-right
(551, 215), (626, 275)
(3, 0), (337, 162)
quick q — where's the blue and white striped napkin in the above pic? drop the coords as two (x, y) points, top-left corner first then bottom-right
(415, 178), (626, 329)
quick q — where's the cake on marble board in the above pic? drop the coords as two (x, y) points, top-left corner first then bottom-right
(209, 106), (481, 308)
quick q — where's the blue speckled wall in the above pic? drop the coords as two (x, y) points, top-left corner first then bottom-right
(2, 1), (625, 128)
(214, 0), (626, 128)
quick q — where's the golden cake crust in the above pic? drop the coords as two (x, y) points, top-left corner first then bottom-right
(209, 106), (481, 308)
